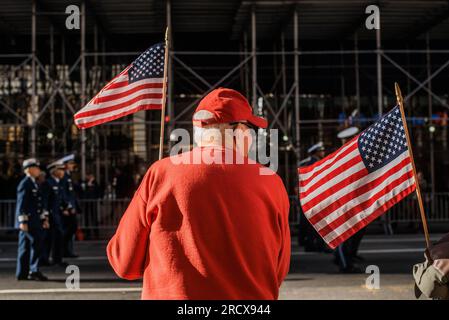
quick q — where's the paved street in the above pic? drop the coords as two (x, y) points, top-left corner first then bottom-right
(0, 234), (437, 300)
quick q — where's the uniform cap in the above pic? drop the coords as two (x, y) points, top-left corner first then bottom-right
(47, 160), (65, 171)
(298, 156), (312, 167)
(337, 126), (360, 139)
(307, 142), (325, 154)
(193, 88), (267, 129)
(22, 158), (40, 169)
(59, 154), (75, 164)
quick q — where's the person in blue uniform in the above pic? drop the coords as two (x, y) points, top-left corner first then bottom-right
(298, 142), (326, 167)
(298, 142), (330, 252)
(59, 154), (79, 258)
(41, 160), (70, 267)
(15, 158), (49, 281)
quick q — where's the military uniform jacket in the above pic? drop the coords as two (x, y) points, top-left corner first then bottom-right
(15, 176), (47, 229)
(62, 171), (79, 213)
(42, 176), (69, 226)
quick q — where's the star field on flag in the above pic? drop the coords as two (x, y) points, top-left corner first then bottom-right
(298, 106), (416, 249)
(74, 43), (165, 129)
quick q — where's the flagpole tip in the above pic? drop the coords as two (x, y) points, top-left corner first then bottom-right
(394, 82), (402, 103)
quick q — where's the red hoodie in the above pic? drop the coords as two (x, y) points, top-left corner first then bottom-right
(107, 146), (291, 299)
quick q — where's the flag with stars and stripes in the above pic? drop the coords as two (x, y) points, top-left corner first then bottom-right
(74, 43), (166, 129)
(298, 106), (416, 249)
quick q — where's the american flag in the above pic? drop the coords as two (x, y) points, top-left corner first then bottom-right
(298, 106), (416, 249)
(74, 43), (166, 129)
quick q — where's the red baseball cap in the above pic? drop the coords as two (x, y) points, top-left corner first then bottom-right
(192, 88), (268, 129)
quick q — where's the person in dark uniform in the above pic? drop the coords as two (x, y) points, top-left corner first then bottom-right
(298, 142), (330, 252)
(41, 160), (70, 267)
(81, 173), (102, 239)
(333, 126), (364, 273)
(15, 158), (49, 281)
(59, 154), (79, 258)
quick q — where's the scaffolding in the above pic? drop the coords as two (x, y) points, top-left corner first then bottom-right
(1, 0), (449, 196)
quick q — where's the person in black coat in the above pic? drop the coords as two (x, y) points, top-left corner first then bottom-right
(81, 173), (102, 239)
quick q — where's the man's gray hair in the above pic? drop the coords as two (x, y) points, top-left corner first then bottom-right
(192, 110), (232, 146)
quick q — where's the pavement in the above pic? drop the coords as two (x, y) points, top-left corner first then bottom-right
(0, 234), (438, 300)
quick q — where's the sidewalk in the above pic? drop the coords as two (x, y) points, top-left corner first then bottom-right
(0, 234), (437, 300)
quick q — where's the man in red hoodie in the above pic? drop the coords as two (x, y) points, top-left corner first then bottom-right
(107, 88), (291, 299)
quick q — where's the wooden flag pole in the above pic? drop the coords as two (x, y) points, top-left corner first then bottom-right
(395, 82), (431, 249)
(158, 27), (170, 160)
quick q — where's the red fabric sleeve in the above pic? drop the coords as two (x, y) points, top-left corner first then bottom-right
(106, 172), (155, 280)
(277, 189), (291, 287)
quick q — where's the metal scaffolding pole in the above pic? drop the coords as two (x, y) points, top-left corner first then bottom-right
(243, 31), (250, 99)
(61, 36), (68, 154)
(293, 8), (300, 163)
(50, 25), (54, 69)
(61, 37), (65, 64)
(382, 52), (449, 108)
(251, 6), (257, 110)
(166, 0), (174, 149)
(31, 0), (37, 157)
(354, 33), (360, 115)
(101, 37), (106, 83)
(376, 24), (383, 116)
(406, 45), (411, 104)
(50, 25), (56, 157)
(94, 24), (98, 66)
(281, 31), (290, 190)
(426, 33), (433, 123)
(93, 24), (101, 183)
(87, 48), (449, 57)
(80, 1), (87, 181)
(340, 43), (346, 114)
(281, 32), (287, 99)
(426, 33), (436, 208)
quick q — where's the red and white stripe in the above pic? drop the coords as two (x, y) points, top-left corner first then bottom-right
(74, 66), (164, 129)
(298, 136), (416, 249)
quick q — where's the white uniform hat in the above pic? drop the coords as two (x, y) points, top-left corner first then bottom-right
(307, 142), (325, 154)
(298, 156), (312, 166)
(22, 158), (40, 169)
(47, 160), (65, 171)
(59, 154), (75, 164)
(337, 126), (360, 139)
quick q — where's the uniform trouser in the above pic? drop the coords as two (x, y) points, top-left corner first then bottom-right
(42, 224), (65, 263)
(334, 242), (353, 270)
(16, 229), (43, 278)
(349, 227), (366, 257)
(334, 228), (368, 270)
(63, 214), (77, 256)
(299, 210), (317, 248)
(41, 228), (51, 263)
(52, 224), (64, 263)
(300, 211), (326, 251)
